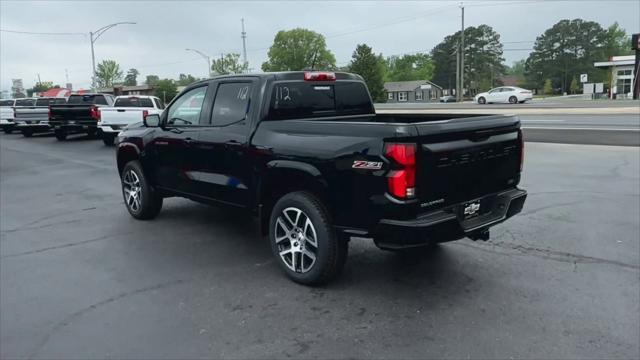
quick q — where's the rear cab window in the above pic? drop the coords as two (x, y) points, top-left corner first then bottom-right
(0, 100), (15, 107)
(114, 97), (154, 108)
(268, 81), (373, 120)
(15, 99), (36, 106)
(67, 94), (107, 105)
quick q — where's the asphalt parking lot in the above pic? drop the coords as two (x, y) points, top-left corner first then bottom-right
(1, 133), (639, 359)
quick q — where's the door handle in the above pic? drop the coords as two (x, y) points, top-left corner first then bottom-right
(184, 137), (195, 145)
(225, 140), (241, 147)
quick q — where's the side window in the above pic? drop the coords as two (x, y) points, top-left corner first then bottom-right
(210, 82), (252, 126)
(94, 96), (108, 105)
(154, 98), (165, 109)
(166, 86), (207, 126)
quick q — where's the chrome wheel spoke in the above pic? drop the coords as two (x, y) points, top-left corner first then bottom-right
(275, 206), (319, 274)
(123, 170), (142, 212)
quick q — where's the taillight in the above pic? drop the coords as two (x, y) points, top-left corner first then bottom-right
(90, 105), (101, 121)
(142, 110), (149, 119)
(304, 71), (336, 81)
(13, 108), (16, 119)
(385, 143), (417, 199)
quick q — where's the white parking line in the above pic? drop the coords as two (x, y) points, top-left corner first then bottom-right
(522, 126), (640, 131)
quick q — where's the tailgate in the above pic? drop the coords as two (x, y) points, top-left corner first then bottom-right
(15, 107), (48, 121)
(414, 115), (522, 209)
(100, 107), (147, 125)
(51, 106), (92, 121)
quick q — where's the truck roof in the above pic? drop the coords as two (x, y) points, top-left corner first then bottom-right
(114, 95), (158, 99)
(188, 71), (364, 88)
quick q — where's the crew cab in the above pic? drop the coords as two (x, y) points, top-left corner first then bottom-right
(116, 71), (527, 285)
(14, 97), (67, 137)
(49, 93), (114, 141)
(99, 95), (164, 145)
(0, 99), (17, 134)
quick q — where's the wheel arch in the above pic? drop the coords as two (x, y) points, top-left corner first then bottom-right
(116, 143), (141, 175)
(258, 160), (330, 236)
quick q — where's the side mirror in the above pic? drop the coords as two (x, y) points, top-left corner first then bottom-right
(144, 114), (160, 128)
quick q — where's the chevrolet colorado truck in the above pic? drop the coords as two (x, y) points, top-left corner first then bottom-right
(116, 71), (527, 284)
(14, 97), (67, 137)
(99, 95), (164, 145)
(49, 93), (115, 141)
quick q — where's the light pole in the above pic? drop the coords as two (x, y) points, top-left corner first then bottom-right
(90, 22), (136, 90)
(185, 48), (212, 78)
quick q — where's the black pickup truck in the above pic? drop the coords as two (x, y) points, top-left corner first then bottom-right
(116, 71), (526, 284)
(49, 93), (114, 140)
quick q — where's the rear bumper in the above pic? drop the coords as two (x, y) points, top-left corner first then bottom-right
(372, 188), (527, 249)
(51, 121), (98, 132)
(98, 124), (125, 134)
(0, 119), (14, 127)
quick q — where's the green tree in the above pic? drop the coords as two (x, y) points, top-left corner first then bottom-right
(27, 82), (56, 97)
(124, 68), (139, 86)
(543, 79), (553, 95)
(212, 53), (248, 75)
(431, 25), (505, 94)
(601, 22), (633, 57)
(570, 77), (580, 94)
(262, 28), (336, 71)
(95, 60), (123, 88)
(145, 75), (160, 86)
(384, 53), (434, 82)
(347, 44), (386, 102)
(525, 19), (608, 93)
(154, 79), (178, 103)
(177, 73), (199, 86)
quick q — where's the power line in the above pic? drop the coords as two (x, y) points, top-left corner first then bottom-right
(0, 29), (85, 36)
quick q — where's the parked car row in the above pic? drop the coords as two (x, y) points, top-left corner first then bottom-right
(0, 94), (164, 145)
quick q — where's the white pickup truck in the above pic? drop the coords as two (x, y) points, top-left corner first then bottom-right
(14, 97), (68, 137)
(98, 95), (164, 145)
(0, 99), (17, 133)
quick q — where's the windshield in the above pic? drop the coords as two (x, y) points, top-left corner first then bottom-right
(268, 81), (373, 120)
(114, 97), (154, 108)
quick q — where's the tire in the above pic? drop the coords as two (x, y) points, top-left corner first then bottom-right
(21, 130), (33, 138)
(54, 129), (67, 141)
(269, 191), (348, 285)
(121, 161), (163, 220)
(509, 96), (518, 104)
(87, 128), (98, 138)
(102, 134), (115, 146)
(477, 97), (486, 104)
(3, 127), (13, 134)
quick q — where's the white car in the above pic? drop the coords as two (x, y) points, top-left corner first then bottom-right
(474, 86), (533, 104)
(99, 95), (164, 145)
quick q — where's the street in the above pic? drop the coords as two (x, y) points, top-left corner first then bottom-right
(1, 133), (638, 359)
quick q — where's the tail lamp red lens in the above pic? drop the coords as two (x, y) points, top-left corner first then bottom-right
(142, 110), (149, 119)
(385, 143), (416, 199)
(304, 71), (336, 81)
(90, 105), (101, 121)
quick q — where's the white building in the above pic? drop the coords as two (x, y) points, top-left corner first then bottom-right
(594, 55), (637, 99)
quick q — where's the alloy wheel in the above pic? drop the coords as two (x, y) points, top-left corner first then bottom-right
(274, 207), (318, 273)
(123, 170), (142, 212)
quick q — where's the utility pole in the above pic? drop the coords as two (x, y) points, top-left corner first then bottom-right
(37, 73), (42, 85)
(459, 3), (465, 102)
(455, 43), (460, 100)
(241, 18), (248, 73)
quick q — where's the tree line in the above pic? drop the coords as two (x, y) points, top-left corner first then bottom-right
(27, 18), (632, 101)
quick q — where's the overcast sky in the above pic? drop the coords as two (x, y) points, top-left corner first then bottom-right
(1, 0), (638, 92)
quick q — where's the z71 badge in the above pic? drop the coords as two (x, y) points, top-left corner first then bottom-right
(352, 160), (383, 170)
